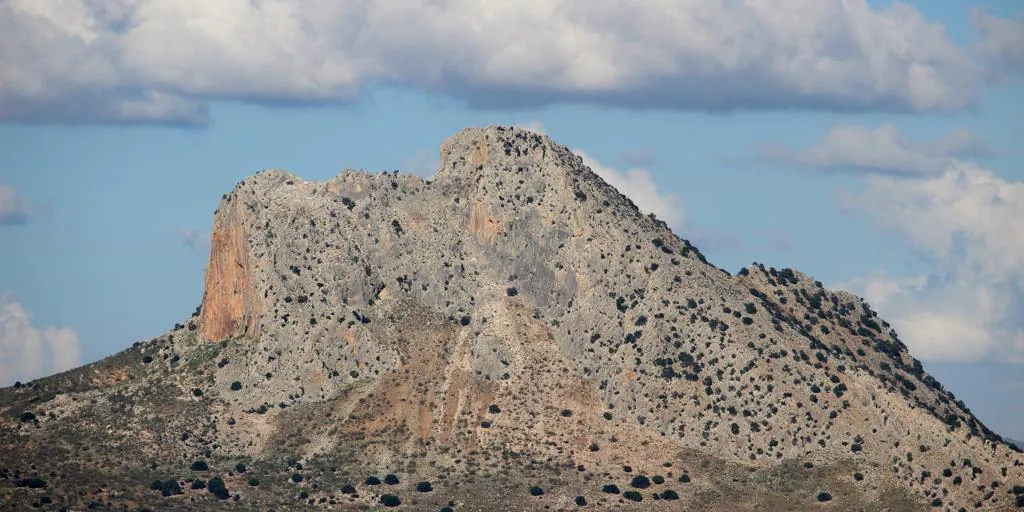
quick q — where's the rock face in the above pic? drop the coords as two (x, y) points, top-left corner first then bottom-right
(1, 126), (1021, 511)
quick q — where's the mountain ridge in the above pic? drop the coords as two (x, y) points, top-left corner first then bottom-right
(2, 125), (1021, 510)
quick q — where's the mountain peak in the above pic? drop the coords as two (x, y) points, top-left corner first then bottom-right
(3, 127), (1021, 511)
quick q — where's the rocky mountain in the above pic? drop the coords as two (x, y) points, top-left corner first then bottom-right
(2, 126), (1022, 511)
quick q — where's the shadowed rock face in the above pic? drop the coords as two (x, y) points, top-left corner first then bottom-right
(1, 126), (1021, 511)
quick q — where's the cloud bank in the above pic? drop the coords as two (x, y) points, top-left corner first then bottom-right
(838, 162), (1024, 363)
(0, 294), (82, 385)
(761, 124), (989, 176)
(0, 0), (1003, 125)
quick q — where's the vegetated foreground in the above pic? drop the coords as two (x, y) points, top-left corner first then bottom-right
(2, 126), (1022, 511)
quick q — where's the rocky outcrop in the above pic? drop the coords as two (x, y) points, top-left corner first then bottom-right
(198, 190), (262, 342)
(5, 126), (1020, 511)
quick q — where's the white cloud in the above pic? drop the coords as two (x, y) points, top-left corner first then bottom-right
(512, 121), (547, 136)
(178, 227), (210, 252)
(0, 294), (82, 385)
(574, 150), (685, 230)
(838, 163), (1024, 363)
(0, 0), (994, 125)
(761, 123), (988, 176)
(972, 9), (1024, 82)
(0, 185), (29, 225)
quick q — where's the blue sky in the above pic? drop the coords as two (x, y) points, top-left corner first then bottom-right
(1, 0), (1022, 440)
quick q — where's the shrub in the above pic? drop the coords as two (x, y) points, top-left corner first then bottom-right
(365, 476), (381, 485)
(529, 486), (544, 496)
(207, 477), (229, 500)
(630, 475), (651, 489)
(191, 479), (206, 489)
(661, 490), (679, 500)
(234, 463), (246, 473)
(460, 316), (471, 326)
(291, 473), (303, 483)
(230, 381), (242, 391)
(151, 479), (182, 496)
(561, 409), (573, 417)
(247, 476), (259, 486)
(340, 484), (356, 494)
(679, 474), (691, 483)
(192, 388), (203, 397)
(602, 484), (620, 494)
(380, 494), (401, 507)
(652, 475), (664, 485)
(853, 472), (864, 481)
(415, 481), (433, 492)
(18, 478), (46, 489)
(575, 495), (587, 506)
(488, 404), (501, 414)
(623, 490), (643, 502)
(816, 492), (832, 502)
(142, 355), (153, 364)
(506, 287), (518, 297)
(19, 412), (35, 422)
(384, 474), (400, 485)
(191, 460), (209, 471)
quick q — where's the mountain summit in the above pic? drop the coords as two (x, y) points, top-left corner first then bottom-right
(3, 126), (1022, 510)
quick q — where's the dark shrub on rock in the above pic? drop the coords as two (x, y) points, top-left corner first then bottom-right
(623, 490), (643, 502)
(207, 477), (229, 500)
(630, 475), (651, 489)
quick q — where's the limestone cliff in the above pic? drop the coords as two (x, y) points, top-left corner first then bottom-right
(2, 126), (1021, 511)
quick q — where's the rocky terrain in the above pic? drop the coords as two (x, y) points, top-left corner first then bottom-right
(2, 126), (1022, 511)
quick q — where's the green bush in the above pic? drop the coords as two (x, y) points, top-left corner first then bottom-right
(630, 475), (651, 489)
(415, 481), (433, 492)
(190, 460), (209, 471)
(380, 494), (401, 507)
(207, 477), (229, 500)
(230, 381), (242, 391)
(623, 490), (642, 502)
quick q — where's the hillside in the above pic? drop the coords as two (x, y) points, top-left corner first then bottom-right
(2, 126), (1022, 511)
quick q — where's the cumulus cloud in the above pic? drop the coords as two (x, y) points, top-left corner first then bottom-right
(574, 150), (685, 230)
(0, 0), (995, 125)
(838, 163), (1024, 362)
(0, 185), (30, 225)
(0, 294), (82, 385)
(972, 9), (1024, 82)
(761, 124), (989, 176)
